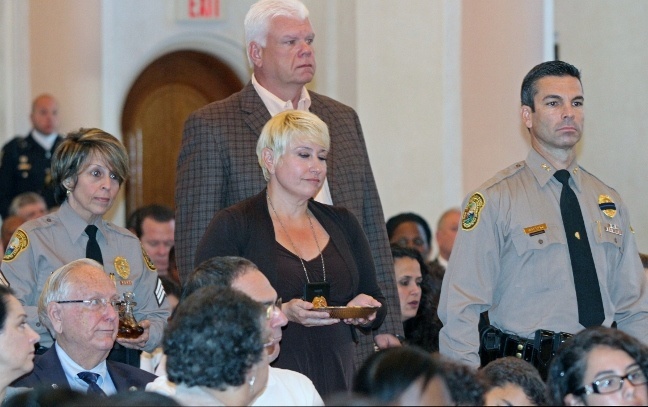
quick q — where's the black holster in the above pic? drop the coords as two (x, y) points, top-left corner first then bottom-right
(479, 325), (572, 379)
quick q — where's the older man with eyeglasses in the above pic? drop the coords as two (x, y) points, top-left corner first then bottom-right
(12, 258), (156, 395)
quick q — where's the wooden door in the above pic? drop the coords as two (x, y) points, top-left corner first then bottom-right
(121, 50), (243, 215)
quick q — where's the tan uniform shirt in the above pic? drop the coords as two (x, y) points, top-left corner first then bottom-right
(1, 201), (170, 352)
(439, 148), (648, 366)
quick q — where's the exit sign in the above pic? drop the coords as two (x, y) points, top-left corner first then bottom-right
(175, 0), (221, 21)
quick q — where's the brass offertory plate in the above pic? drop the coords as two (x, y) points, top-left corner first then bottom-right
(319, 306), (379, 319)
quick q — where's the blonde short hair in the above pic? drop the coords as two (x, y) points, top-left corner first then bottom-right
(256, 110), (329, 181)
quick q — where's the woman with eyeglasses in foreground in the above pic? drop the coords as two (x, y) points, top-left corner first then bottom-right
(547, 326), (648, 406)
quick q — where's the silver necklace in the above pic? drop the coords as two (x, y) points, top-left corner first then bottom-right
(267, 193), (326, 283)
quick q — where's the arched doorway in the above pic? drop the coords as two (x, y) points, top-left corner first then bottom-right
(121, 50), (244, 215)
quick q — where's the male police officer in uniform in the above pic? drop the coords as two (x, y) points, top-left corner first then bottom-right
(0, 94), (64, 219)
(438, 61), (648, 372)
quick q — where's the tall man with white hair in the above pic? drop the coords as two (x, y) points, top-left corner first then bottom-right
(12, 259), (156, 394)
(175, 0), (402, 365)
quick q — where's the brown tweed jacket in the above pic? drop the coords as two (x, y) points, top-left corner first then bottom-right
(175, 82), (402, 364)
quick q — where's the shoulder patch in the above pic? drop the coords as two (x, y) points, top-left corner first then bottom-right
(3, 229), (29, 262)
(141, 245), (157, 271)
(462, 192), (486, 231)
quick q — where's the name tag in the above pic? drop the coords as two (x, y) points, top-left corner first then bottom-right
(119, 280), (133, 286)
(523, 223), (547, 236)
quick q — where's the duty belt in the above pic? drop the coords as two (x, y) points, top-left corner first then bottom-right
(479, 325), (572, 379)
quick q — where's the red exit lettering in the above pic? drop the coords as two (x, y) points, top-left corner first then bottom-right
(188, 0), (220, 18)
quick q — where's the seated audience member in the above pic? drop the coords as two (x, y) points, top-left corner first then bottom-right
(163, 286), (270, 406)
(140, 276), (180, 376)
(8, 192), (48, 221)
(479, 357), (547, 406)
(430, 208), (461, 279)
(0, 286), (40, 402)
(386, 212), (433, 262)
(12, 259), (157, 394)
(547, 326), (648, 406)
(437, 358), (485, 406)
(353, 346), (451, 405)
(147, 256), (323, 406)
(391, 245), (442, 353)
(127, 204), (176, 282)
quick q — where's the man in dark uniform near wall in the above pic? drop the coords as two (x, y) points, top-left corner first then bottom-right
(0, 94), (64, 219)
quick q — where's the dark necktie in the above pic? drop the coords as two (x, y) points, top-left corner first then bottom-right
(85, 225), (103, 265)
(554, 169), (604, 327)
(77, 371), (107, 396)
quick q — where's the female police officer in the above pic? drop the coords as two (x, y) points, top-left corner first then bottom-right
(1, 128), (170, 365)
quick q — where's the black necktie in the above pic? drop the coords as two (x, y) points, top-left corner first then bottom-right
(85, 225), (103, 265)
(554, 169), (604, 327)
(77, 371), (107, 396)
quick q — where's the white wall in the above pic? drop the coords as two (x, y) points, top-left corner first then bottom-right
(556, 0), (648, 251)
(356, 0), (448, 237)
(1, 1), (31, 138)
(461, 0), (544, 194)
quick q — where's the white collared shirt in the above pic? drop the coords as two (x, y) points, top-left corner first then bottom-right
(31, 129), (58, 152)
(55, 342), (117, 395)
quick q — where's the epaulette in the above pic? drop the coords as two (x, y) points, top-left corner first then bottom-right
(104, 221), (139, 240)
(23, 215), (60, 232)
(478, 160), (527, 192)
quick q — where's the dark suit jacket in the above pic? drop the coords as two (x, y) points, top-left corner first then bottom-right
(175, 82), (402, 364)
(195, 189), (388, 329)
(12, 346), (156, 392)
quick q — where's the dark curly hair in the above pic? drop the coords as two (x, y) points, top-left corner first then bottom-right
(521, 60), (581, 112)
(164, 286), (265, 390)
(392, 245), (442, 352)
(547, 326), (648, 405)
(438, 357), (485, 406)
(480, 357), (547, 406)
(353, 346), (441, 404)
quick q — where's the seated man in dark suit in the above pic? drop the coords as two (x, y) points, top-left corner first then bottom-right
(12, 258), (156, 394)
